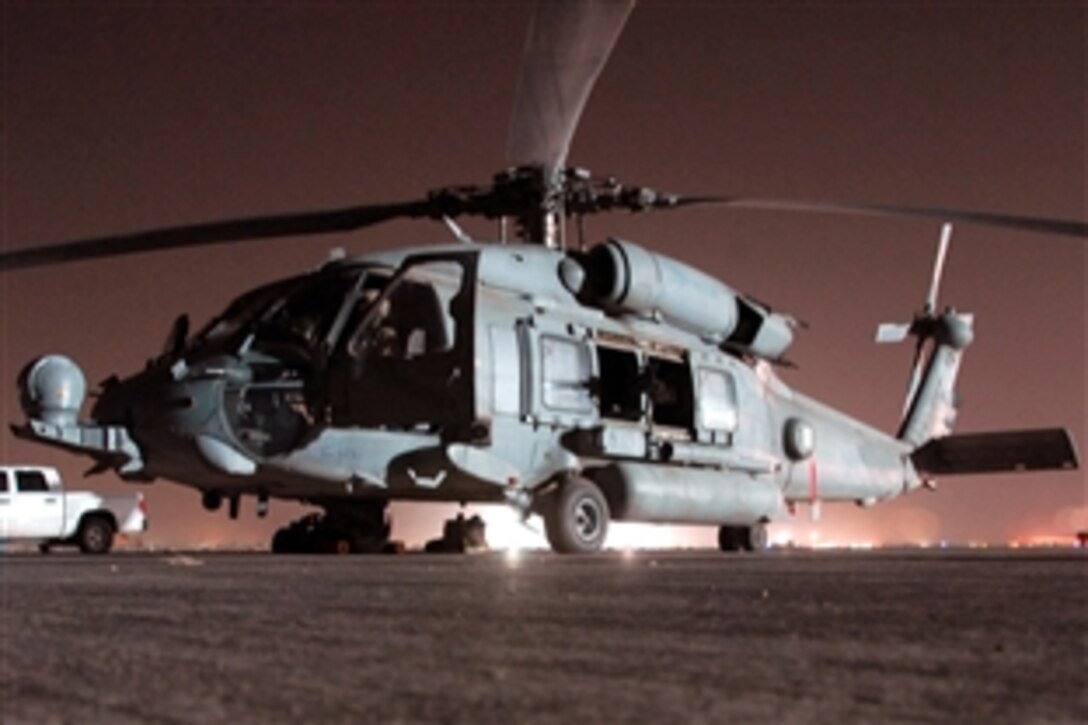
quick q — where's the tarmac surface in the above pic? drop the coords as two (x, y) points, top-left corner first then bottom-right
(1, 549), (1085, 724)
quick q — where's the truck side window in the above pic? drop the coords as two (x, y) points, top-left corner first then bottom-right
(0, 471), (8, 493)
(697, 367), (738, 433)
(15, 470), (49, 492)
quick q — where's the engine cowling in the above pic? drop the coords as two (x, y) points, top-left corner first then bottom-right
(571, 238), (794, 360)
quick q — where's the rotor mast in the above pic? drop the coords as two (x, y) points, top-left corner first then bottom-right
(504, 0), (636, 247)
(510, 166), (567, 248)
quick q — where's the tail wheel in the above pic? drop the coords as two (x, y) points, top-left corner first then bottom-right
(718, 526), (741, 552)
(543, 476), (610, 554)
(745, 522), (769, 552)
(77, 516), (115, 554)
(718, 524), (768, 553)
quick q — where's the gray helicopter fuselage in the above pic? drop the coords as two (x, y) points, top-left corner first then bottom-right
(19, 240), (920, 529)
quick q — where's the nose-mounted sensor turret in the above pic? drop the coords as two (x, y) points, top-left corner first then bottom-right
(19, 355), (87, 427)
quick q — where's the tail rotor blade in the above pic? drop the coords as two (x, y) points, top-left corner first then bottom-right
(903, 337), (927, 416)
(925, 223), (953, 313)
(876, 323), (911, 344)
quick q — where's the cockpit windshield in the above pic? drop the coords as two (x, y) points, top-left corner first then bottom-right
(189, 265), (392, 355)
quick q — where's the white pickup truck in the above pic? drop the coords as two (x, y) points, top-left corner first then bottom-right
(0, 465), (147, 553)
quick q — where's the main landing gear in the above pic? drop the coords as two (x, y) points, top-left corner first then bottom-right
(540, 475), (610, 554)
(424, 513), (489, 553)
(271, 500), (391, 554)
(718, 522), (768, 553)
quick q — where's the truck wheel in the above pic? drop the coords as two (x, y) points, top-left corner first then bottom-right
(77, 516), (114, 554)
(38, 542), (52, 555)
(543, 476), (610, 554)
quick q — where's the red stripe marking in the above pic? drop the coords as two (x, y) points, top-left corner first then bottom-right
(808, 459), (819, 502)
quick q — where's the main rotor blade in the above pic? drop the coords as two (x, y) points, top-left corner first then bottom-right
(676, 197), (1088, 238)
(506, 0), (635, 170)
(0, 200), (431, 272)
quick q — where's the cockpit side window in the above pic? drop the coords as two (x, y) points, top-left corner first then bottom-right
(347, 263), (461, 362)
(254, 270), (364, 351)
(327, 254), (477, 432)
(192, 278), (299, 350)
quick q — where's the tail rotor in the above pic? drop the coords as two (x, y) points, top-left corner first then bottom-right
(876, 224), (974, 444)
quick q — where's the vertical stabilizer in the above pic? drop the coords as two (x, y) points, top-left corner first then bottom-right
(896, 311), (973, 446)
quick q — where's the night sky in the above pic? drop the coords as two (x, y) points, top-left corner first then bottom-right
(2, 2), (1083, 548)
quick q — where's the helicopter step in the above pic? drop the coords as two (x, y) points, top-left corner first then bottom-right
(271, 499), (391, 555)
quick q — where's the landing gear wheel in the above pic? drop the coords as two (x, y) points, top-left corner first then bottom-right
(77, 517), (114, 554)
(718, 524), (768, 553)
(201, 490), (223, 512)
(746, 522), (769, 552)
(270, 501), (391, 554)
(543, 476), (610, 554)
(272, 526), (302, 554)
(718, 525), (742, 552)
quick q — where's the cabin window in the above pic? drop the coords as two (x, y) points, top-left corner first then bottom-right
(697, 367), (738, 433)
(541, 336), (593, 412)
(0, 471), (8, 493)
(596, 346), (642, 421)
(15, 470), (49, 492)
(648, 356), (694, 428)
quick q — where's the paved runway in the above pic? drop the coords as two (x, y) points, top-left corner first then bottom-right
(1, 549), (1085, 723)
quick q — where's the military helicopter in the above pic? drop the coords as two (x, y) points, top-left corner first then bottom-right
(2, 1), (1083, 554)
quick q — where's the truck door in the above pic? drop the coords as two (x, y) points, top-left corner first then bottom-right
(8, 470), (64, 539)
(0, 471), (10, 538)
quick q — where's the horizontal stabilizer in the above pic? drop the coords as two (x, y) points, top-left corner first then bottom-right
(912, 428), (1079, 475)
(875, 322), (911, 344)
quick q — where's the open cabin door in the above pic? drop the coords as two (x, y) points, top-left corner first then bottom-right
(327, 251), (478, 436)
